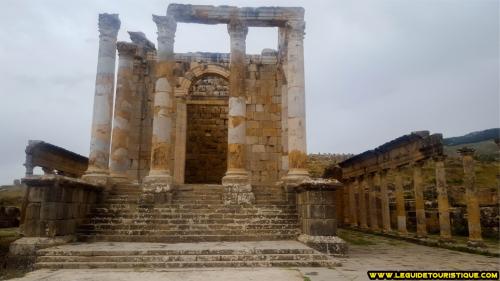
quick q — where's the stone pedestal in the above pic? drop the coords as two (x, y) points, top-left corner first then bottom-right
(295, 179), (348, 256)
(83, 14), (120, 185)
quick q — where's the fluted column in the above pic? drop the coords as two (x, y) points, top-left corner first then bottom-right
(394, 167), (408, 235)
(368, 174), (379, 231)
(358, 176), (368, 229)
(348, 179), (358, 227)
(379, 170), (391, 233)
(434, 155), (452, 241)
(83, 14), (120, 184)
(284, 20), (309, 183)
(222, 19), (250, 186)
(459, 147), (484, 247)
(413, 161), (427, 238)
(109, 42), (137, 181)
(143, 15), (177, 191)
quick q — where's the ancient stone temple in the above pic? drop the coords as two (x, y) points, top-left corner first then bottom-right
(10, 4), (346, 270)
(82, 4), (310, 204)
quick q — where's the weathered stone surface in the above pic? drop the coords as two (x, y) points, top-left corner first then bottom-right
(298, 234), (348, 256)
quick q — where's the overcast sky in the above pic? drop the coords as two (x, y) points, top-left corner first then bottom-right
(0, 0), (498, 184)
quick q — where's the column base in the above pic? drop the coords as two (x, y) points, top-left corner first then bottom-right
(81, 169), (109, 186)
(108, 174), (132, 184)
(141, 173), (173, 205)
(467, 239), (486, 248)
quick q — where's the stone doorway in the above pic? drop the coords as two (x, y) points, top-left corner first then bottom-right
(184, 75), (229, 184)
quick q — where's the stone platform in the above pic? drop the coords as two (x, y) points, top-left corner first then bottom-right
(34, 241), (341, 269)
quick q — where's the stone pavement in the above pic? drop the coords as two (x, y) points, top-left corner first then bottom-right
(9, 230), (500, 281)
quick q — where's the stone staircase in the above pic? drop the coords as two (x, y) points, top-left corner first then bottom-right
(76, 184), (300, 243)
(34, 241), (340, 269)
(32, 184), (343, 269)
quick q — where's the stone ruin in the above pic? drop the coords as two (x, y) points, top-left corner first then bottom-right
(337, 131), (498, 248)
(9, 3), (346, 270)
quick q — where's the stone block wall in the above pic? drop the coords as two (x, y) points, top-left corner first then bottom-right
(20, 175), (103, 237)
(185, 103), (228, 183)
(128, 52), (285, 185)
(297, 187), (338, 236)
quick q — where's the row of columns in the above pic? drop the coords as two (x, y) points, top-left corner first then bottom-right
(83, 13), (310, 191)
(344, 150), (484, 246)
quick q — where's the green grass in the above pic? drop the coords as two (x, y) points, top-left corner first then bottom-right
(337, 229), (376, 246)
(0, 185), (26, 209)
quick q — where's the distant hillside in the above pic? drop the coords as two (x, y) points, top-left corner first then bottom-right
(443, 128), (499, 146)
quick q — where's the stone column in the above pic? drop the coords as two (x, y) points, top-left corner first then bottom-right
(434, 155), (452, 241)
(369, 174), (380, 231)
(221, 19), (254, 205)
(358, 177), (368, 229)
(284, 20), (309, 184)
(394, 167), (408, 235)
(343, 185), (350, 226)
(143, 15), (177, 194)
(222, 19), (249, 185)
(413, 161), (427, 238)
(109, 42), (137, 181)
(458, 147), (484, 247)
(83, 14), (120, 185)
(379, 170), (392, 233)
(348, 180), (358, 227)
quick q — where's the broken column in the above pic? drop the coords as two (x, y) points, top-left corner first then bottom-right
(394, 167), (408, 235)
(458, 147), (484, 247)
(109, 42), (138, 181)
(142, 15), (176, 201)
(358, 176), (368, 229)
(434, 155), (452, 241)
(379, 169), (391, 233)
(284, 20), (309, 184)
(83, 14), (120, 185)
(221, 19), (254, 205)
(413, 161), (427, 238)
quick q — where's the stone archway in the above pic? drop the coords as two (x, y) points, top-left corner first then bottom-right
(173, 65), (231, 184)
(184, 74), (229, 183)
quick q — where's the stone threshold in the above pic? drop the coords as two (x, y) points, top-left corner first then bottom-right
(341, 227), (500, 257)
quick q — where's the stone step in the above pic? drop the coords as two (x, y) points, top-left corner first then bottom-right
(37, 254), (328, 263)
(88, 216), (297, 224)
(77, 229), (300, 237)
(79, 223), (298, 231)
(86, 214), (299, 220)
(35, 260), (337, 269)
(77, 234), (299, 243)
(35, 241), (339, 269)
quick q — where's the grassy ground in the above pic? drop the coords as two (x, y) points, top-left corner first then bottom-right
(0, 228), (25, 280)
(0, 185), (26, 209)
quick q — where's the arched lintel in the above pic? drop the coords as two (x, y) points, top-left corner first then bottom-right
(175, 64), (230, 97)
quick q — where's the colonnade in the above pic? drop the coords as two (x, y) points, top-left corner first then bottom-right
(343, 149), (484, 246)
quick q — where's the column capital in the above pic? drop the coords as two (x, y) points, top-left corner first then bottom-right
(227, 19), (248, 39)
(153, 14), (177, 41)
(458, 147), (475, 157)
(98, 13), (120, 38)
(116, 41), (138, 57)
(287, 20), (305, 40)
